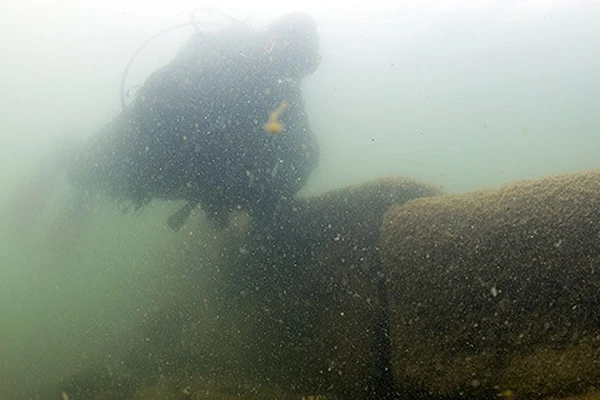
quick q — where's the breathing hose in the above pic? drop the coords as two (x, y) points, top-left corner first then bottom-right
(119, 8), (241, 110)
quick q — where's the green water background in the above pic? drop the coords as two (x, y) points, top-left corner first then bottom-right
(1, 1), (599, 397)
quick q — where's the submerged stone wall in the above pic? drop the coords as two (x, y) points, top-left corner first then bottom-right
(57, 177), (440, 400)
(51, 170), (600, 400)
(381, 170), (600, 398)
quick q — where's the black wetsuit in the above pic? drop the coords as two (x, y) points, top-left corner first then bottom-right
(71, 24), (320, 227)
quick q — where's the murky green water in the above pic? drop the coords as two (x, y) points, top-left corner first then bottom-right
(1, 1), (600, 398)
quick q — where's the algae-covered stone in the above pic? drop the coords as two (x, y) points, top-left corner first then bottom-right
(381, 170), (600, 398)
(222, 177), (442, 400)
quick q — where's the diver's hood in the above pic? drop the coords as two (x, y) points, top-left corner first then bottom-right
(263, 12), (322, 78)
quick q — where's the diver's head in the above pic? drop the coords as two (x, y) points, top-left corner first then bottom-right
(261, 13), (321, 78)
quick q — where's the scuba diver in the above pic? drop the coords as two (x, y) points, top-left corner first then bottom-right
(67, 12), (322, 231)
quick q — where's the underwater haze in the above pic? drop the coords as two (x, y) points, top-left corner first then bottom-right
(1, 0), (600, 398)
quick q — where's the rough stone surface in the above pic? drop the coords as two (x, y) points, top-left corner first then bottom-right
(381, 170), (600, 399)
